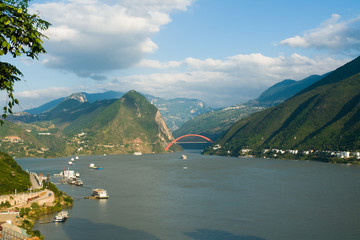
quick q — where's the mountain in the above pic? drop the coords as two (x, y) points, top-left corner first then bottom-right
(173, 105), (264, 141)
(204, 56), (360, 158)
(2, 91), (181, 157)
(0, 119), (72, 157)
(246, 74), (327, 107)
(63, 90), (179, 154)
(173, 73), (325, 140)
(25, 91), (125, 114)
(24, 91), (211, 131)
(146, 97), (212, 131)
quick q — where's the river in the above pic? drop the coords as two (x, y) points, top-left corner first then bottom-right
(16, 150), (360, 240)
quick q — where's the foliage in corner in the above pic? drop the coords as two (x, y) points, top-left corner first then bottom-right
(0, 0), (50, 124)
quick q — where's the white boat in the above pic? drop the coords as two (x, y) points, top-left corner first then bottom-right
(75, 156), (79, 160)
(89, 163), (97, 168)
(68, 161), (73, 165)
(133, 152), (142, 156)
(60, 170), (76, 178)
(75, 179), (83, 186)
(54, 211), (69, 222)
(71, 157), (75, 161)
(181, 155), (187, 160)
(91, 189), (109, 199)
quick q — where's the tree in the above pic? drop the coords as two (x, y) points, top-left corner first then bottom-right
(0, 0), (50, 124)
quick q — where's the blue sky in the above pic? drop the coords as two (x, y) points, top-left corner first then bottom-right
(3, 0), (360, 110)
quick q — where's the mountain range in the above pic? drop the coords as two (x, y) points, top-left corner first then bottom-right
(204, 56), (360, 158)
(174, 72), (327, 140)
(1, 91), (181, 157)
(24, 91), (212, 132)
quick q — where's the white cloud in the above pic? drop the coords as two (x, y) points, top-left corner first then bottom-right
(106, 53), (349, 107)
(280, 14), (360, 53)
(11, 53), (350, 109)
(30, 0), (194, 77)
(17, 87), (73, 99)
(13, 87), (74, 111)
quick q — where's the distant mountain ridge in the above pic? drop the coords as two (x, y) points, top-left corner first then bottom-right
(24, 91), (211, 131)
(246, 74), (326, 107)
(204, 56), (360, 158)
(25, 91), (125, 114)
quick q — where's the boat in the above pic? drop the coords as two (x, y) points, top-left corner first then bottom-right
(68, 161), (73, 165)
(71, 157), (75, 161)
(89, 163), (97, 169)
(89, 163), (102, 169)
(75, 179), (83, 186)
(133, 152), (142, 156)
(66, 177), (77, 185)
(54, 211), (69, 222)
(181, 155), (187, 160)
(60, 170), (76, 178)
(91, 189), (109, 199)
(75, 156), (79, 160)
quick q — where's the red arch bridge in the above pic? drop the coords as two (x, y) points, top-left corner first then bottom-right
(165, 134), (214, 151)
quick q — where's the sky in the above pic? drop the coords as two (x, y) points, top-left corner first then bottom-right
(3, 0), (360, 110)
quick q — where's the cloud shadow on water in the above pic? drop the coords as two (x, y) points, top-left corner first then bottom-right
(64, 218), (160, 240)
(184, 229), (267, 240)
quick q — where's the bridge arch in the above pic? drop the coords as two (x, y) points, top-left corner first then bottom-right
(165, 134), (214, 151)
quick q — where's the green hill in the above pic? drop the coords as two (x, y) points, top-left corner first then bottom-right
(74, 90), (179, 154)
(204, 56), (360, 160)
(0, 120), (71, 157)
(174, 73), (326, 141)
(173, 105), (264, 140)
(23, 91), (212, 131)
(247, 74), (326, 107)
(0, 151), (30, 195)
(1, 91), (180, 157)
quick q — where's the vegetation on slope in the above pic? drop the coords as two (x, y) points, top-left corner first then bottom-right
(1, 91), (180, 157)
(173, 105), (264, 141)
(84, 90), (177, 154)
(174, 73), (326, 141)
(205, 57), (360, 160)
(247, 74), (326, 107)
(0, 151), (30, 194)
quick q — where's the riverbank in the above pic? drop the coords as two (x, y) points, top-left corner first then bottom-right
(0, 183), (73, 239)
(204, 147), (360, 165)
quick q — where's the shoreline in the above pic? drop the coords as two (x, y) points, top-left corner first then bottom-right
(0, 186), (73, 239)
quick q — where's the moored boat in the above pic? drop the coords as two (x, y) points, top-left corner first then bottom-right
(75, 179), (83, 186)
(54, 211), (69, 222)
(91, 189), (109, 199)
